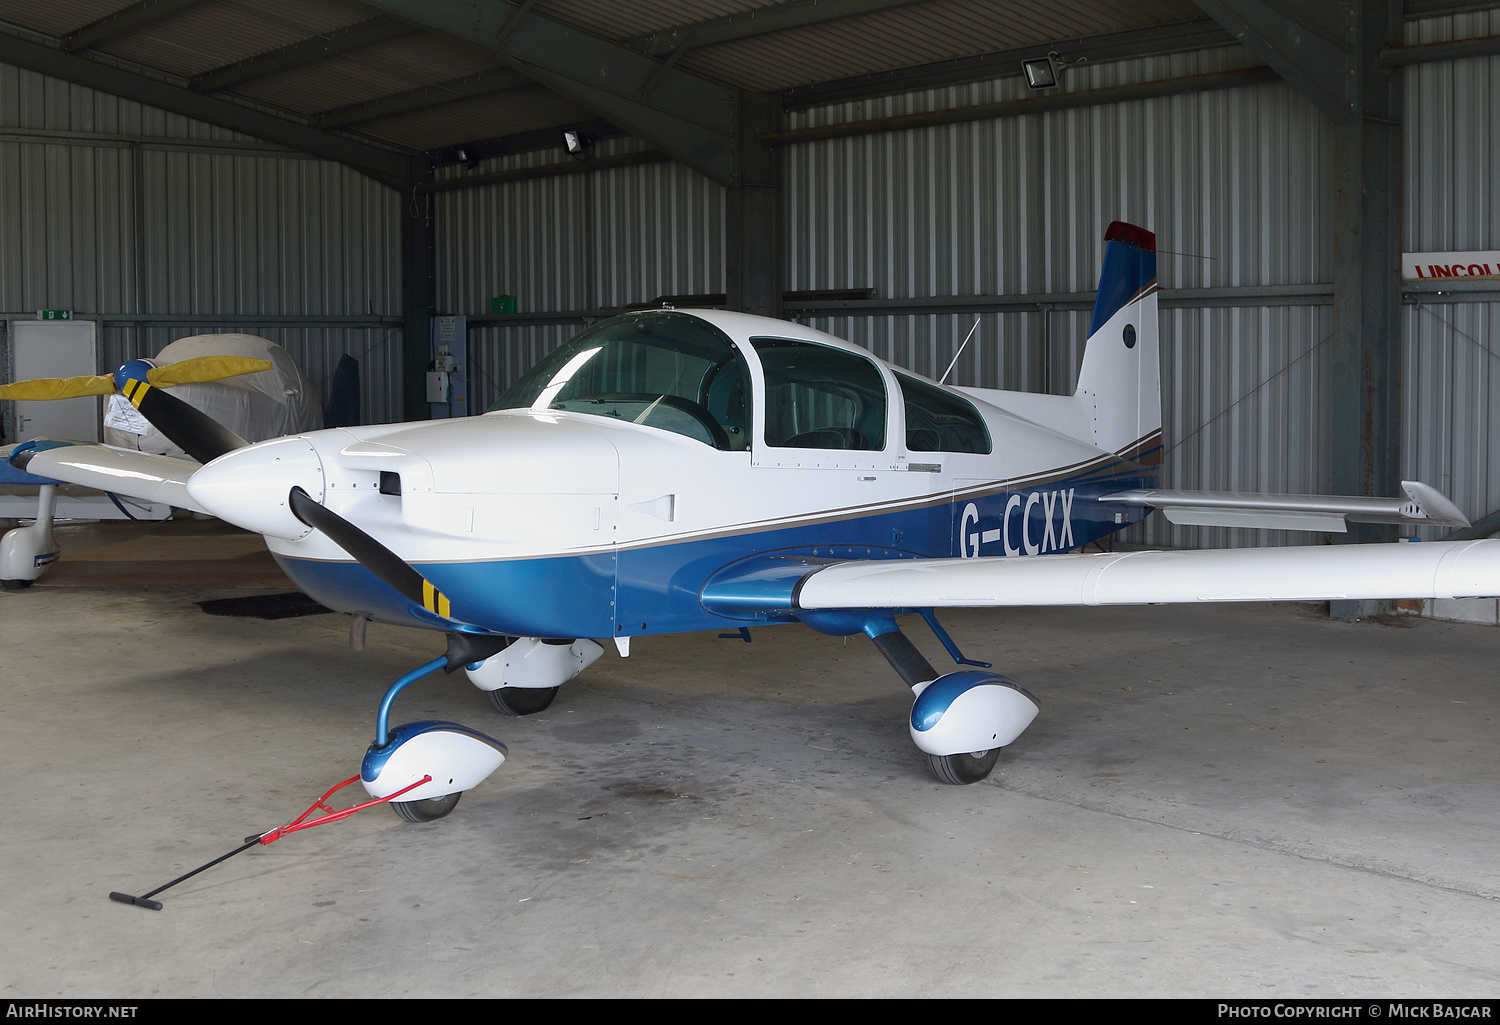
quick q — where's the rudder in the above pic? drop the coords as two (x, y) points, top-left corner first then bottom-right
(1073, 221), (1161, 462)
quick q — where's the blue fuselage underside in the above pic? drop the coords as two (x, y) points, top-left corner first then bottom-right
(273, 459), (1157, 640)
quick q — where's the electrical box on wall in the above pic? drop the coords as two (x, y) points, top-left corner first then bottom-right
(428, 315), (467, 418)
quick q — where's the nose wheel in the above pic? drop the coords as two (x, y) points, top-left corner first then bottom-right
(391, 792), (462, 822)
(925, 749), (1000, 785)
(362, 655), (509, 822)
(487, 685), (559, 716)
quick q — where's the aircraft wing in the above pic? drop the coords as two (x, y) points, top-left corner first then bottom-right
(4, 440), (208, 515)
(788, 540), (1500, 610)
(1101, 481), (1469, 532)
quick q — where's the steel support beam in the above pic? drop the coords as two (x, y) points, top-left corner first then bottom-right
(1199, 2), (1404, 617)
(190, 18), (411, 93)
(1193, 0), (1356, 119)
(767, 67), (1277, 145)
(401, 165), (437, 422)
(1330, 1), (1403, 551)
(628, 0), (929, 57)
(1382, 32), (1500, 65)
(417, 150), (670, 194)
(726, 92), (783, 318)
(61, 0), (207, 52)
(356, 0), (740, 185)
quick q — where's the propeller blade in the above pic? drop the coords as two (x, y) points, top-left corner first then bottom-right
(147, 356), (273, 387)
(286, 486), (454, 621)
(0, 375), (114, 400)
(0, 356), (273, 402)
(118, 375), (249, 464)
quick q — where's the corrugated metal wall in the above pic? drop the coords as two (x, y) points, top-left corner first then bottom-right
(782, 43), (1336, 549)
(436, 137), (724, 410)
(0, 60), (404, 426)
(1403, 8), (1500, 540)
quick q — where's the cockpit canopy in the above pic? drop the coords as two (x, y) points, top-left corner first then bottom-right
(490, 310), (990, 455)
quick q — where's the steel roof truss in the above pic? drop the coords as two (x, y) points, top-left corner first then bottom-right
(356, 0), (739, 184)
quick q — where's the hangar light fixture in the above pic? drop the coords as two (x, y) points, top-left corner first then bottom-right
(563, 130), (594, 157)
(1022, 54), (1059, 90)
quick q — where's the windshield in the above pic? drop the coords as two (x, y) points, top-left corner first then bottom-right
(490, 312), (750, 450)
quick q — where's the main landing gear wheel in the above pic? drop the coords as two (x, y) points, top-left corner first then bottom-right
(925, 749), (1000, 785)
(487, 686), (559, 717)
(391, 792), (461, 822)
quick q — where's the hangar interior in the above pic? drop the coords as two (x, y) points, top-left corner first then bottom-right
(3, 0), (1500, 999)
(5, 0), (1500, 551)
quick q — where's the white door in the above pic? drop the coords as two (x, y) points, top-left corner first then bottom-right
(10, 320), (99, 443)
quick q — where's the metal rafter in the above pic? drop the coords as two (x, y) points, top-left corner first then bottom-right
(1193, 0), (1355, 120)
(355, 0), (740, 185)
(190, 17), (411, 93)
(0, 29), (417, 189)
(426, 119), (625, 166)
(61, 0), (208, 53)
(627, 0), (930, 57)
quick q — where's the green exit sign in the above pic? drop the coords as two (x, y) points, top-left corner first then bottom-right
(37, 309), (72, 320)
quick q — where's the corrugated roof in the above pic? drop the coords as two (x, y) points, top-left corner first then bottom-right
(0, 0), (1232, 165)
(674, 0), (1205, 91)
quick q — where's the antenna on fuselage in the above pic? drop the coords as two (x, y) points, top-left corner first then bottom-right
(939, 317), (983, 384)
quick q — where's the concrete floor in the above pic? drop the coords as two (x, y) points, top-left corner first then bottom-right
(3, 521), (1500, 997)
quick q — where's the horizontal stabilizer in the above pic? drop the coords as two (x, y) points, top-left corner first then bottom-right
(794, 540), (1500, 609)
(1102, 481), (1470, 532)
(6, 440), (207, 514)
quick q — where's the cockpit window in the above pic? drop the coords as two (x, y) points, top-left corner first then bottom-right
(753, 339), (887, 451)
(895, 372), (992, 453)
(490, 312), (750, 450)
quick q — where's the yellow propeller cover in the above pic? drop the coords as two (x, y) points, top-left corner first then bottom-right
(0, 356), (273, 401)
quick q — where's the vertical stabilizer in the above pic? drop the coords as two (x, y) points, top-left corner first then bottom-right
(1073, 221), (1161, 461)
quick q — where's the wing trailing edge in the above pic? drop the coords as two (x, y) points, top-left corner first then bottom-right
(1103, 480), (1469, 532)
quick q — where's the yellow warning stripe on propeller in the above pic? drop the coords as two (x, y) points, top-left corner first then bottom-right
(122, 377), (152, 409)
(422, 580), (452, 618)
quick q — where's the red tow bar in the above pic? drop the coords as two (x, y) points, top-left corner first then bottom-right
(108, 774), (433, 910)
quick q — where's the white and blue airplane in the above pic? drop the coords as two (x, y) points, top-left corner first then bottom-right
(8, 221), (1500, 821)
